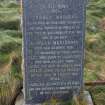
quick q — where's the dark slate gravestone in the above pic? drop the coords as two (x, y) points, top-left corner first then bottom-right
(22, 0), (86, 104)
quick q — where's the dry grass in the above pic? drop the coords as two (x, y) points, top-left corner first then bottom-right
(87, 86), (105, 105)
(0, 75), (22, 105)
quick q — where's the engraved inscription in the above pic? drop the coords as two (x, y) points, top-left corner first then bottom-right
(23, 0), (86, 104)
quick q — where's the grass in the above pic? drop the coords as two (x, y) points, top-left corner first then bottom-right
(0, 52), (9, 66)
(0, 0), (105, 105)
(87, 86), (105, 105)
(0, 32), (22, 54)
(43, 98), (76, 105)
(84, 0), (105, 81)
(0, 5), (20, 30)
(0, 74), (22, 105)
(0, 1), (22, 105)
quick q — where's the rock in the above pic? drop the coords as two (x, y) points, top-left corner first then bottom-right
(15, 91), (24, 105)
(83, 91), (94, 105)
(73, 91), (94, 105)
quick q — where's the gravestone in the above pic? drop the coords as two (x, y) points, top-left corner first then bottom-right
(22, 0), (86, 104)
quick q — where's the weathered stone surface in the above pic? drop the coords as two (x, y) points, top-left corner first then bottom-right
(15, 91), (24, 105)
(73, 91), (94, 105)
(22, 0), (86, 104)
(84, 91), (94, 105)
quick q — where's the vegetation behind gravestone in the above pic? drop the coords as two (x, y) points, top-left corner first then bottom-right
(0, 0), (22, 105)
(0, 0), (105, 105)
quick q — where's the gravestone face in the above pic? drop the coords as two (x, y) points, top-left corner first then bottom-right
(22, 0), (86, 104)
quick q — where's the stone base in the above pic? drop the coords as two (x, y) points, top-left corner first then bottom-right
(73, 91), (94, 105)
(15, 91), (93, 105)
(15, 91), (24, 105)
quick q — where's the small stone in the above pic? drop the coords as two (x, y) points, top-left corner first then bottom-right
(84, 91), (94, 105)
(15, 91), (24, 105)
